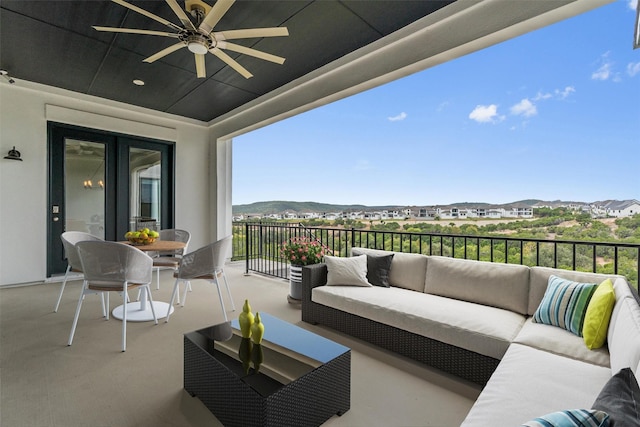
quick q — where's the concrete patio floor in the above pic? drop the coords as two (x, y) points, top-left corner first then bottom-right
(0, 262), (480, 427)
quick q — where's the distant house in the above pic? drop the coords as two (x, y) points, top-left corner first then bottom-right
(391, 210), (405, 219)
(603, 200), (640, 218)
(349, 211), (365, 220)
(323, 212), (340, 220)
(487, 209), (503, 218)
(503, 206), (533, 218)
(364, 212), (381, 220)
(301, 212), (320, 219)
(439, 209), (454, 219)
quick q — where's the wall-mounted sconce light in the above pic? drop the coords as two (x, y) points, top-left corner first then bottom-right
(4, 146), (22, 161)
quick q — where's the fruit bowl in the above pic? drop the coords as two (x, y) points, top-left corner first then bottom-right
(125, 228), (160, 245)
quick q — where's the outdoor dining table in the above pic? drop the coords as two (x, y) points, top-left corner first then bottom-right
(111, 239), (186, 322)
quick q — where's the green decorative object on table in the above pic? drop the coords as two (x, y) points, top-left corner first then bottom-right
(239, 299), (254, 338)
(238, 338), (253, 374)
(251, 343), (263, 373)
(250, 312), (265, 344)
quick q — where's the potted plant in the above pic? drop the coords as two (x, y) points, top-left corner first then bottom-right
(280, 236), (327, 303)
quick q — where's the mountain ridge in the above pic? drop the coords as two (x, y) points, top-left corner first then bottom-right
(232, 199), (598, 215)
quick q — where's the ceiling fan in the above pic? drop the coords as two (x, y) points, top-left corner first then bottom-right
(93, 0), (289, 79)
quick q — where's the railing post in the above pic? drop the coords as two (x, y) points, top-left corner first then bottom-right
(244, 222), (249, 274)
(351, 227), (355, 253)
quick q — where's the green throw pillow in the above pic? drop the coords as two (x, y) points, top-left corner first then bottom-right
(533, 275), (598, 337)
(582, 279), (615, 350)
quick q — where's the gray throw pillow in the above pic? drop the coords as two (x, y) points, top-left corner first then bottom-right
(325, 255), (371, 287)
(365, 253), (394, 287)
(592, 367), (640, 426)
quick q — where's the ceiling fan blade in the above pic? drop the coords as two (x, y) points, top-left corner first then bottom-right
(93, 26), (180, 38)
(165, 0), (197, 31)
(195, 54), (206, 78)
(218, 41), (285, 65)
(143, 42), (186, 63)
(209, 47), (252, 79)
(111, 0), (182, 31)
(199, 0), (235, 35)
(214, 27), (289, 40)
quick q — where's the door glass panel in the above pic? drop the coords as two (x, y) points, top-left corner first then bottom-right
(129, 147), (161, 230)
(64, 139), (105, 238)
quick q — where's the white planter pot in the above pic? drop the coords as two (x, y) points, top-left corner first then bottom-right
(289, 265), (303, 300)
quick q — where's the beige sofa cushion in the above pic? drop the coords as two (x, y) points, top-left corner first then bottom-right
(528, 267), (622, 315)
(312, 284), (525, 359)
(513, 317), (610, 367)
(461, 343), (611, 427)
(351, 247), (427, 292)
(608, 293), (640, 375)
(424, 256), (530, 315)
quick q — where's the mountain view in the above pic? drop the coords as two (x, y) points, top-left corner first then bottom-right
(233, 199), (611, 215)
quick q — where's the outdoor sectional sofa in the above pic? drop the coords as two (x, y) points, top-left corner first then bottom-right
(301, 247), (640, 425)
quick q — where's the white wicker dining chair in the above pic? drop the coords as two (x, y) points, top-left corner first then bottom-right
(152, 229), (191, 291)
(55, 231), (103, 313)
(68, 241), (157, 352)
(165, 236), (235, 322)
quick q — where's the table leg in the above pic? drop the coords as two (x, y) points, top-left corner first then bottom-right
(112, 288), (174, 322)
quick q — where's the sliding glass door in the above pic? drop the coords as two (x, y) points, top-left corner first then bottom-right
(47, 123), (174, 277)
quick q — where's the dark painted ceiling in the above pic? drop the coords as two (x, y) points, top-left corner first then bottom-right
(0, 0), (454, 122)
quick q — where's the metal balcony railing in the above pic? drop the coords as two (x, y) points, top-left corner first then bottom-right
(232, 222), (640, 289)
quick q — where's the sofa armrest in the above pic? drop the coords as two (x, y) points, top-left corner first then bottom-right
(301, 264), (327, 323)
(302, 263), (327, 302)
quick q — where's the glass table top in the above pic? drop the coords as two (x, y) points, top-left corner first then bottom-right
(185, 313), (350, 397)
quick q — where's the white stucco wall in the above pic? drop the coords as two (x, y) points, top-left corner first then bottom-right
(0, 81), (212, 286)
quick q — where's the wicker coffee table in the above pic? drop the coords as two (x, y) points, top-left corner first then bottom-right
(184, 313), (350, 427)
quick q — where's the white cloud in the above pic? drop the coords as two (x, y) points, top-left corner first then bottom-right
(510, 99), (537, 117)
(469, 104), (504, 124)
(387, 112), (407, 122)
(628, 0), (638, 11)
(591, 52), (622, 81)
(533, 91), (553, 101)
(592, 62), (613, 80)
(627, 62), (640, 77)
(555, 86), (575, 99)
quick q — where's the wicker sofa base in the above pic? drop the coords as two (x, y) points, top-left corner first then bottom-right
(301, 264), (499, 386)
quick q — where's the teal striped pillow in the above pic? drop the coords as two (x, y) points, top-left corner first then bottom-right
(533, 275), (598, 336)
(522, 409), (609, 426)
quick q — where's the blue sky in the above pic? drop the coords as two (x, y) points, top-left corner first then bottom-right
(233, 1), (640, 206)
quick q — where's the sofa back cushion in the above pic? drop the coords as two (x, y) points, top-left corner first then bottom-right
(608, 282), (640, 376)
(351, 247), (427, 292)
(528, 267), (621, 316)
(424, 256), (530, 315)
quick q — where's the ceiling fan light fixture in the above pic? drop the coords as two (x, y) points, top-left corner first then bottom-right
(187, 35), (209, 54)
